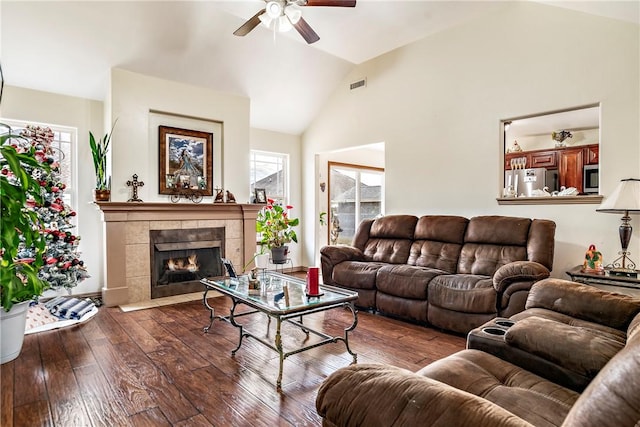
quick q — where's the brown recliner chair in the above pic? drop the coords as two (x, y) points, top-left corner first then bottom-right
(316, 280), (640, 427)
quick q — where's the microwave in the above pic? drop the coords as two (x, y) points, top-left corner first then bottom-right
(583, 165), (599, 194)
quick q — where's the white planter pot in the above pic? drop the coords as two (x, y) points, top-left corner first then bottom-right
(255, 253), (269, 269)
(1, 301), (30, 364)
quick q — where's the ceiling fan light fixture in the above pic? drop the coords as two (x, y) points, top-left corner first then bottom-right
(284, 4), (302, 24)
(265, 1), (283, 19)
(277, 15), (293, 32)
(258, 13), (274, 28)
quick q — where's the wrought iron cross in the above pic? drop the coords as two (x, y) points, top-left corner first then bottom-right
(126, 174), (144, 202)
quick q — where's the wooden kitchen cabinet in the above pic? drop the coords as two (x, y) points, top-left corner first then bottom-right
(505, 149), (557, 170)
(584, 145), (599, 165)
(530, 150), (557, 168)
(559, 148), (584, 192)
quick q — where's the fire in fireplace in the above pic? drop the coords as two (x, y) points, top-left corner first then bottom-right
(150, 227), (224, 299)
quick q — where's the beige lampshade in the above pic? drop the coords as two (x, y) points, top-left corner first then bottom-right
(597, 178), (640, 213)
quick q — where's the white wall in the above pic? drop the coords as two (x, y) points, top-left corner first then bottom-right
(302, 2), (640, 277)
(249, 127), (302, 267)
(109, 68), (251, 203)
(2, 85), (104, 296)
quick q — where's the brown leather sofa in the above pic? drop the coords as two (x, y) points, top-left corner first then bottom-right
(316, 279), (640, 427)
(321, 215), (556, 333)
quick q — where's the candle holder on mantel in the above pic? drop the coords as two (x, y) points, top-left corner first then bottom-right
(126, 174), (144, 202)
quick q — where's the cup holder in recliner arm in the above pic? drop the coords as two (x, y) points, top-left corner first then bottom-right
(482, 327), (507, 336)
(495, 320), (515, 328)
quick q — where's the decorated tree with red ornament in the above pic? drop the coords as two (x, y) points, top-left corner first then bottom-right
(13, 125), (89, 290)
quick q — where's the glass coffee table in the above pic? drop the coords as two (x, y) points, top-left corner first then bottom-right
(200, 271), (358, 390)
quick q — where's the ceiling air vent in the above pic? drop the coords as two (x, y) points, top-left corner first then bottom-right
(350, 78), (366, 91)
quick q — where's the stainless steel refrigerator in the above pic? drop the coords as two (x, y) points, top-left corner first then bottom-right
(505, 168), (550, 197)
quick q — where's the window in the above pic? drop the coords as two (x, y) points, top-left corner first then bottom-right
(329, 162), (384, 245)
(2, 119), (77, 209)
(250, 150), (288, 203)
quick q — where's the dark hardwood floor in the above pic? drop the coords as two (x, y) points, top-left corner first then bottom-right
(1, 293), (466, 426)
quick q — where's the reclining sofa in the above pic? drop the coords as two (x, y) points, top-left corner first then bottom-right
(316, 279), (640, 427)
(321, 214), (556, 333)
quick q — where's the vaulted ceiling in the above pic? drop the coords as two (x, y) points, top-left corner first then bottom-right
(2, 1), (638, 135)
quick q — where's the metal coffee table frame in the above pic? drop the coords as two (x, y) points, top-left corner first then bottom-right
(201, 272), (358, 391)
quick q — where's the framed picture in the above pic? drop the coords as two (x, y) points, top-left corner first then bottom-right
(159, 126), (213, 196)
(254, 188), (267, 204)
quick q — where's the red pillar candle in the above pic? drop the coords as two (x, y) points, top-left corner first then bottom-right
(307, 267), (320, 295)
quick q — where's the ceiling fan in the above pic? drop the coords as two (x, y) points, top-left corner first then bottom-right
(233, 0), (356, 44)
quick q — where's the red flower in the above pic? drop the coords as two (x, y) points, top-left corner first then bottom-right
(267, 198), (275, 204)
(286, 205), (293, 210)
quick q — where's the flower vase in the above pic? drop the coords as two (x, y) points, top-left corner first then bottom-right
(271, 246), (289, 264)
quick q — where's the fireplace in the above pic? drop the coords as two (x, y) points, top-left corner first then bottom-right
(96, 202), (261, 307)
(150, 227), (224, 299)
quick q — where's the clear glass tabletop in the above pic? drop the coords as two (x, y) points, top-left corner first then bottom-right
(201, 271), (357, 314)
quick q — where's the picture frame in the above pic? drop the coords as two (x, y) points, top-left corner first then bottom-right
(254, 188), (267, 204)
(159, 126), (213, 196)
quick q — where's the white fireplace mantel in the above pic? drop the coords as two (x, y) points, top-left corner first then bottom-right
(96, 202), (261, 307)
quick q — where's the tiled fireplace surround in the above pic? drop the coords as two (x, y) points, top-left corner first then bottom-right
(96, 202), (261, 307)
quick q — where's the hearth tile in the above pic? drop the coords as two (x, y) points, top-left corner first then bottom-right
(126, 221), (149, 244)
(119, 300), (158, 312)
(119, 291), (209, 312)
(197, 219), (225, 228)
(128, 275), (151, 303)
(181, 220), (199, 229)
(226, 220), (243, 238)
(126, 244), (150, 278)
(150, 220), (182, 230)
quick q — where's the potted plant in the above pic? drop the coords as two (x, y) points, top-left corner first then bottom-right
(0, 124), (49, 363)
(89, 120), (116, 202)
(256, 199), (299, 264)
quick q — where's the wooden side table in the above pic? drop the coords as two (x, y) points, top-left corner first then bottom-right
(566, 266), (640, 297)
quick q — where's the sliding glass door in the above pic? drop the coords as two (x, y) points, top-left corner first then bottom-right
(328, 162), (384, 245)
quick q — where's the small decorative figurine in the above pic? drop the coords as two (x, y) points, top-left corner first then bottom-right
(583, 244), (604, 273)
(226, 190), (236, 203)
(247, 268), (261, 295)
(507, 140), (522, 153)
(214, 188), (225, 203)
(126, 174), (144, 202)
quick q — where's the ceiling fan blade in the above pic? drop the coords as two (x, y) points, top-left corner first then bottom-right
(233, 9), (266, 37)
(303, 0), (356, 6)
(293, 16), (320, 44)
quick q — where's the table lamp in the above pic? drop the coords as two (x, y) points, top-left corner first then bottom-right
(596, 178), (640, 277)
